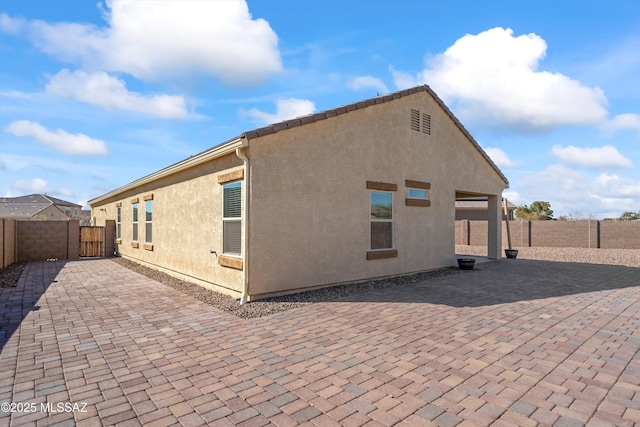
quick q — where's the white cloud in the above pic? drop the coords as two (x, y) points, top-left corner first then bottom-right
(13, 178), (51, 193)
(601, 113), (640, 136)
(5, 120), (108, 156)
(593, 173), (640, 198)
(552, 144), (633, 169)
(517, 164), (640, 218)
(0, 12), (25, 35)
(243, 98), (316, 125)
(391, 27), (608, 132)
(483, 147), (518, 168)
(349, 76), (389, 94)
(0, 153), (30, 170)
(5, 1), (281, 85)
(0, 90), (33, 100)
(46, 69), (188, 118)
(11, 178), (76, 200)
(502, 190), (520, 205)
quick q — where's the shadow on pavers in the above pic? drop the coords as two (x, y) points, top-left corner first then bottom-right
(338, 259), (640, 307)
(0, 261), (65, 352)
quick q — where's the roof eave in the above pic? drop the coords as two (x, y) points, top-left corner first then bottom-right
(88, 137), (245, 206)
(423, 86), (509, 187)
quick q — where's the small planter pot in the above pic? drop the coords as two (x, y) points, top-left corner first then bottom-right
(457, 258), (476, 270)
(505, 249), (519, 259)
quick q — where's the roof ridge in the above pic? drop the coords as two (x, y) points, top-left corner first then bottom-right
(242, 84), (508, 186)
(242, 85), (430, 140)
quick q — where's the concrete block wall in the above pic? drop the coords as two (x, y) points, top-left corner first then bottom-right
(530, 220), (591, 248)
(600, 221), (640, 249)
(456, 220), (639, 249)
(16, 220), (80, 262)
(1, 219), (17, 268)
(502, 220), (529, 248)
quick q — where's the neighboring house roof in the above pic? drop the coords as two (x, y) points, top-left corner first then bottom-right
(0, 202), (50, 219)
(43, 195), (82, 208)
(0, 194), (81, 219)
(90, 85), (508, 205)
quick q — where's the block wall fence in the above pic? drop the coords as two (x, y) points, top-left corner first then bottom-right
(0, 220), (116, 268)
(1, 219), (637, 269)
(456, 220), (640, 250)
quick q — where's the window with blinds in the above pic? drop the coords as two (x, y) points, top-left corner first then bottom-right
(145, 200), (153, 244)
(223, 181), (242, 256)
(116, 206), (121, 239)
(132, 202), (139, 241)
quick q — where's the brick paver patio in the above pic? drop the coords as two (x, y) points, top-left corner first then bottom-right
(1, 258), (639, 426)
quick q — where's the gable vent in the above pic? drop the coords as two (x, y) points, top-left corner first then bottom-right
(410, 109), (420, 132)
(422, 113), (431, 135)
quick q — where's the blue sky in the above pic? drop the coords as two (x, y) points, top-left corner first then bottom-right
(1, 0), (639, 219)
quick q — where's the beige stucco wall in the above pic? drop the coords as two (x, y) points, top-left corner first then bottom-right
(247, 91), (507, 297)
(91, 154), (245, 297)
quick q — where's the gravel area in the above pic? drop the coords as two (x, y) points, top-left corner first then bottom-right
(0, 262), (27, 288)
(456, 245), (640, 267)
(112, 257), (459, 319)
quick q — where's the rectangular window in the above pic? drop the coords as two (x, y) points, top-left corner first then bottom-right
(145, 200), (152, 243)
(405, 180), (431, 207)
(223, 181), (242, 256)
(408, 189), (428, 199)
(116, 206), (122, 239)
(370, 191), (393, 250)
(132, 202), (138, 241)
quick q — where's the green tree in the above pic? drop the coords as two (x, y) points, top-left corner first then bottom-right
(620, 211), (640, 220)
(515, 201), (554, 220)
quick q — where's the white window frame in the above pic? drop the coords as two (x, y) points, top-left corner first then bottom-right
(132, 202), (139, 242)
(222, 181), (242, 256)
(145, 200), (152, 244)
(116, 206), (122, 239)
(370, 190), (394, 250)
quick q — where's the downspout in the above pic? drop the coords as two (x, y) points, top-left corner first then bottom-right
(235, 140), (250, 304)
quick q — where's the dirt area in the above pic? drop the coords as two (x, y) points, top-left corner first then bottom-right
(0, 262), (27, 288)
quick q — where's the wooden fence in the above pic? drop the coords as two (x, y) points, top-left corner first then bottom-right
(80, 226), (105, 257)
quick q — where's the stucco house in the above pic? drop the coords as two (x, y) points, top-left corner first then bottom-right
(90, 85), (508, 302)
(0, 194), (82, 221)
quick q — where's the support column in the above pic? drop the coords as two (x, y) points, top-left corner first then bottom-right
(487, 195), (502, 259)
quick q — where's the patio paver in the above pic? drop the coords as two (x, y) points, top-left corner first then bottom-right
(0, 258), (638, 426)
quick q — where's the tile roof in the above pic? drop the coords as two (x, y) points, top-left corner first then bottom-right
(0, 194), (80, 219)
(0, 202), (48, 218)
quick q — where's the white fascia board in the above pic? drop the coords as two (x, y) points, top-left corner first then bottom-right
(89, 137), (245, 206)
